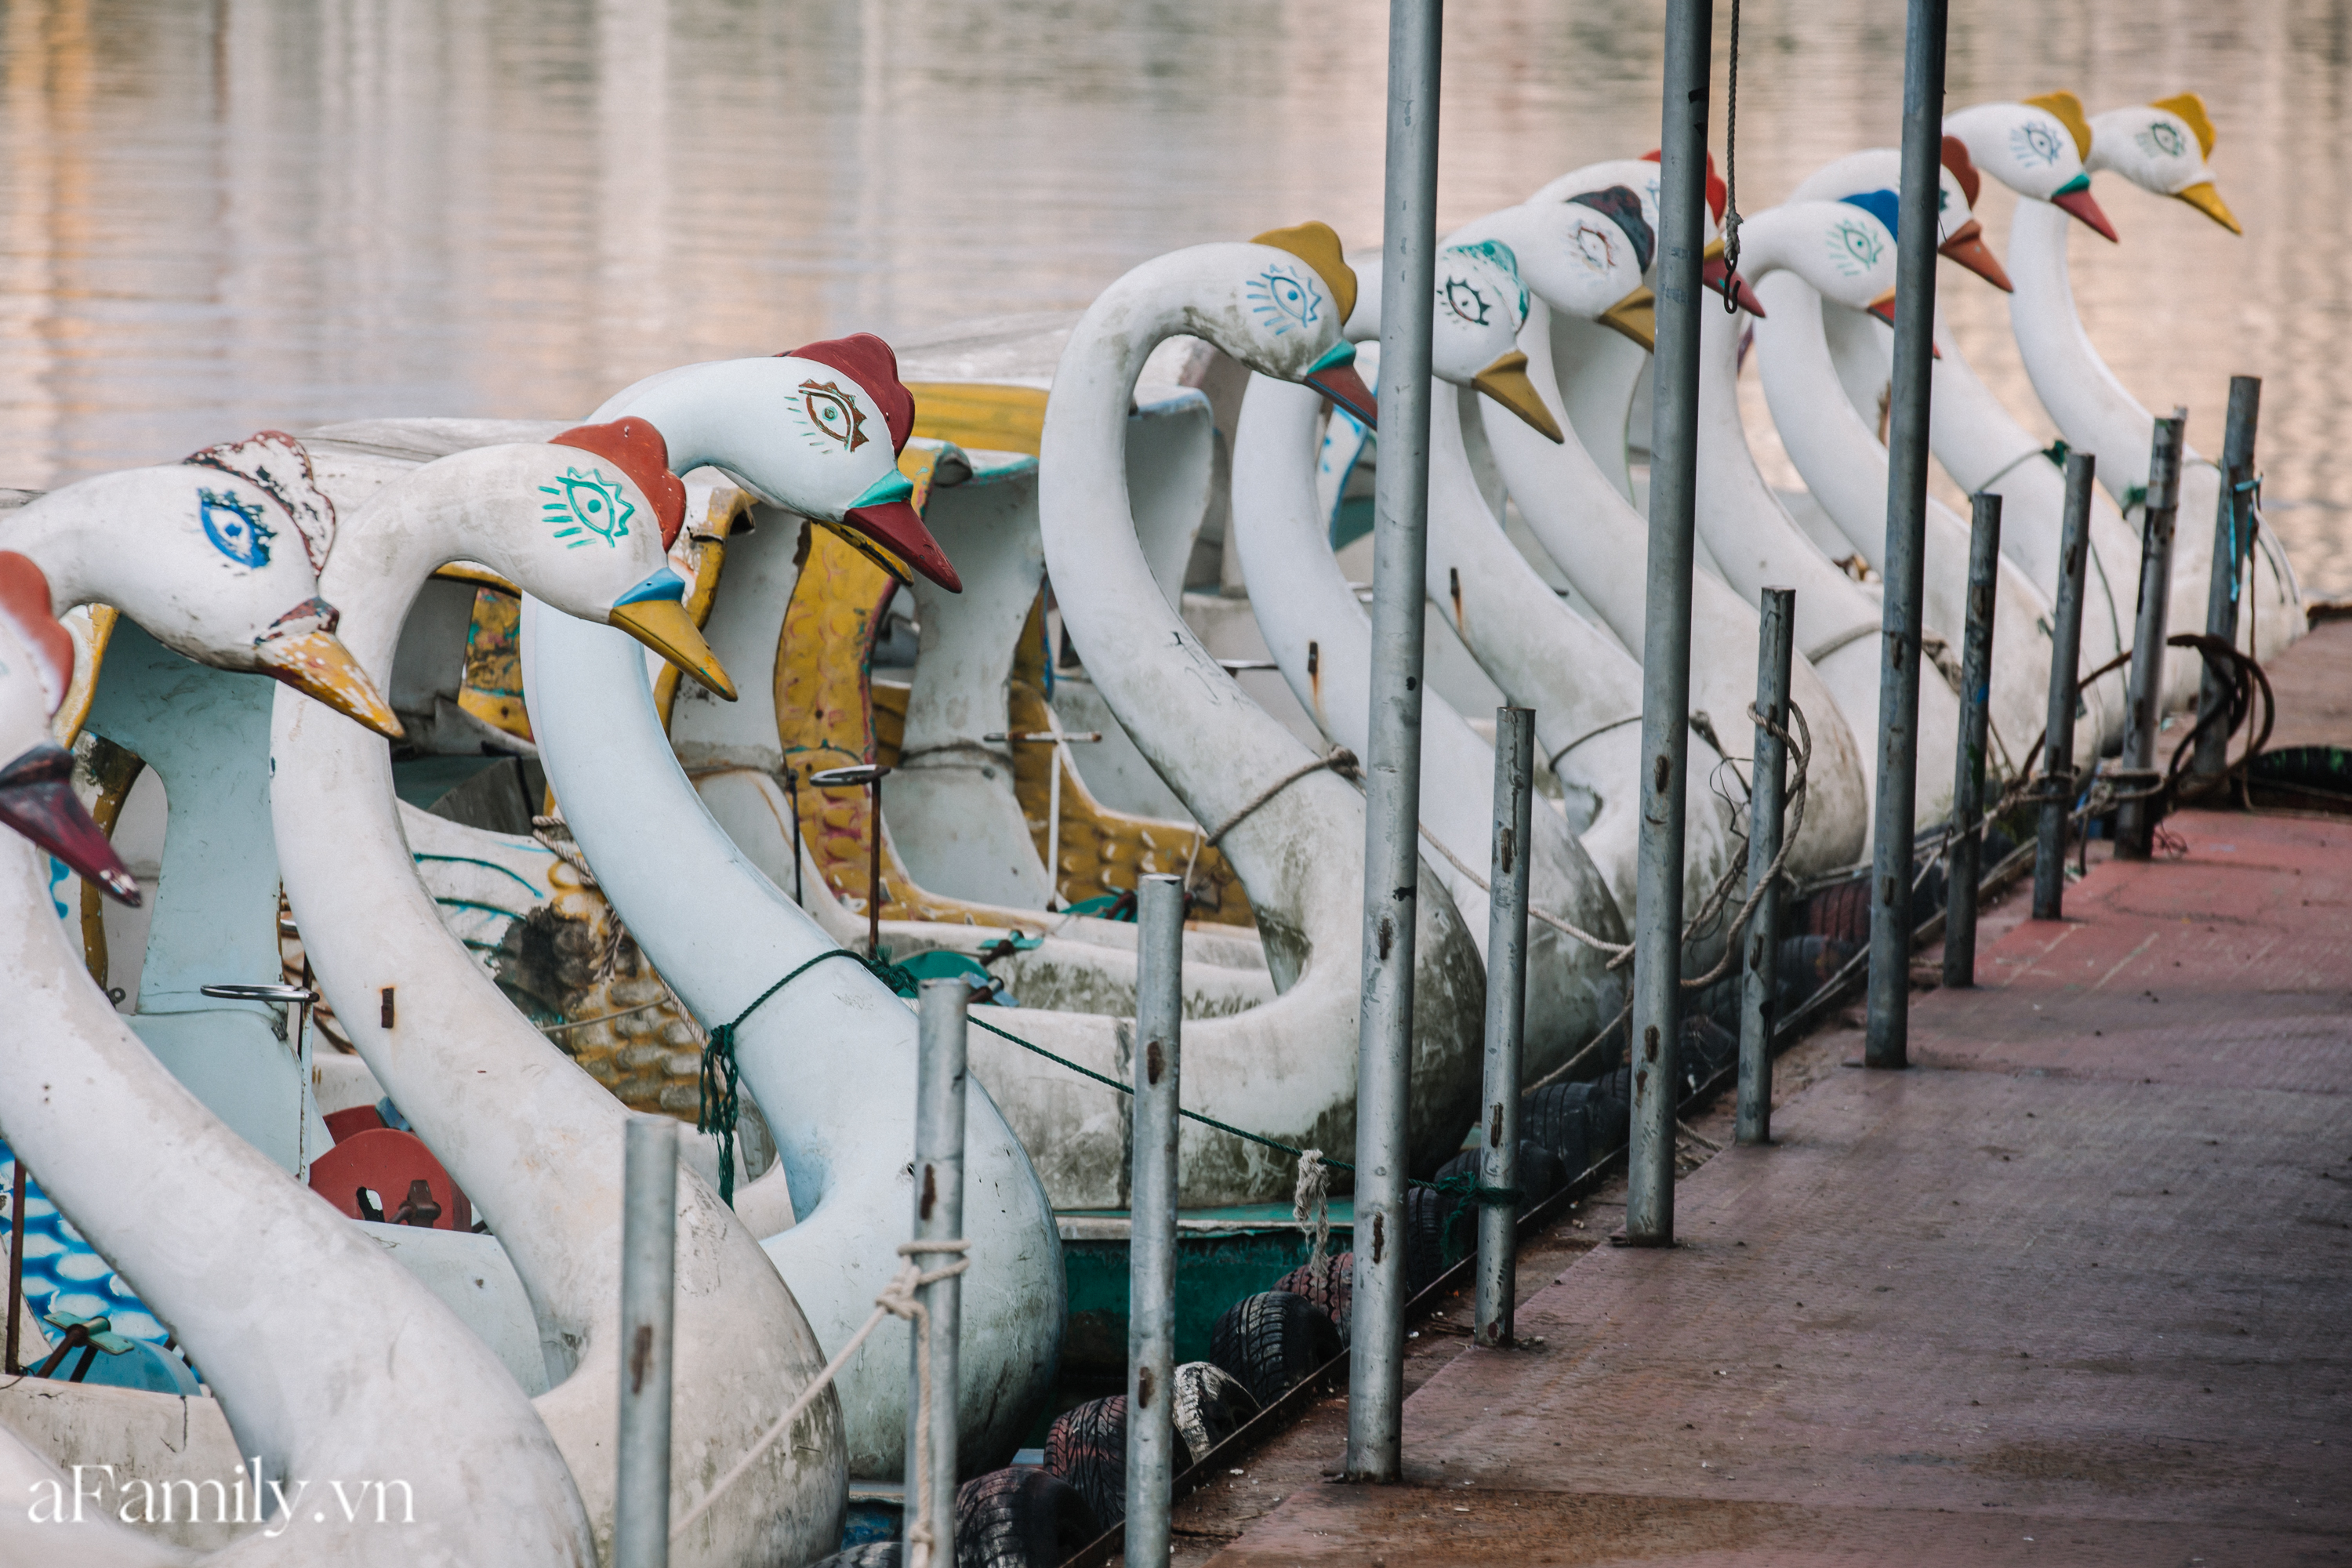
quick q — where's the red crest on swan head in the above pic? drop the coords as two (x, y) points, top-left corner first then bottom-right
(547, 418), (688, 550)
(782, 333), (916, 456)
(0, 553), (73, 715)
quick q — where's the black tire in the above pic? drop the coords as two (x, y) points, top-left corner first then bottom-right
(1590, 1067), (1632, 1153)
(1208, 1290), (1343, 1406)
(1681, 1014), (1738, 1091)
(1516, 1140), (1567, 1205)
(1269, 1253), (1352, 1338)
(1802, 876), (1871, 945)
(808, 1545), (902, 1568)
(1523, 1083), (1594, 1177)
(1404, 1184), (1475, 1296)
(1042, 1396), (1126, 1528)
(1171, 1361), (1259, 1464)
(954, 1467), (1098, 1568)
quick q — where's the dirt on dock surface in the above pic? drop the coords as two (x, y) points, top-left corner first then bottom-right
(1175, 810), (2352, 1565)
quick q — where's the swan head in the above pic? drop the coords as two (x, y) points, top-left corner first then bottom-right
(1788, 140), (2014, 292)
(1227, 223), (1379, 426)
(1344, 239), (1564, 441)
(1944, 95), (2119, 241)
(0, 553), (138, 904)
(1738, 198), (1939, 355)
(588, 334), (963, 592)
(1447, 179), (1676, 349)
(2089, 94), (2240, 234)
(498, 419), (739, 699)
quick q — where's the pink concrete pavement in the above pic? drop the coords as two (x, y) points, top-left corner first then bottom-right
(1205, 810), (2352, 1566)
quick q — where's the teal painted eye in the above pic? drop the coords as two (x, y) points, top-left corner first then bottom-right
(1247, 267), (1323, 335)
(537, 467), (636, 549)
(1441, 276), (1492, 326)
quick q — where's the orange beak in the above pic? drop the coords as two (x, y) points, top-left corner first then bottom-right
(1701, 243), (1767, 317)
(1306, 361), (1378, 429)
(1937, 218), (2013, 292)
(1866, 292), (1942, 358)
(2051, 184), (2119, 243)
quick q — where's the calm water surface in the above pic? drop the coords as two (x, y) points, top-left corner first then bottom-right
(5, 0), (2350, 586)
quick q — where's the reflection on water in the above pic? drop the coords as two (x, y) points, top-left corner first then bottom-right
(3, 0), (2349, 587)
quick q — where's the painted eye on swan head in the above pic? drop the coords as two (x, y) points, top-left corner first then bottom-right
(1439, 276), (1493, 326)
(793, 379), (873, 452)
(1247, 266), (1323, 335)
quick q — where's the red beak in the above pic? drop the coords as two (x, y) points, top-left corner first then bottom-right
(840, 499), (962, 593)
(1701, 253), (1768, 318)
(1305, 361), (1378, 429)
(2052, 187), (2119, 243)
(0, 742), (138, 905)
(1937, 219), (2014, 292)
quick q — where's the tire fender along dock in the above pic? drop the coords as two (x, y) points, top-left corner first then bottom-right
(1175, 621), (2352, 1563)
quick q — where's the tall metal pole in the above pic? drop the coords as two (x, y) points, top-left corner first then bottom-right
(1347, 0), (1441, 1483)
(1474, 709), (1534, 1348)
(2193, 377), (2262, 786)
(1942, 494), (2002, 989)
(2117, 411), (2188, 860)
(1737, 588), (1795, 1147)
(1624, 0), (1712, 1247)
(908, 980), (968, 1564)
(615, 1114), (679, 1568)
(2032, 453), (2097, 921)
(1863, 0), (1950, 1073)
(1125, 875), (1185, 1568)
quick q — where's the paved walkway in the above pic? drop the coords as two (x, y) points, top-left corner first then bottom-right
(1203, 809), (2352, 1565)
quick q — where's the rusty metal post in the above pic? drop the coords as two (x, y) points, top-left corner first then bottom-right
(1737, 589), (1795, 1145)
(1474, 709), (1534, 1345)
(1943, 494), (2002, 988)
(2117, 412), (2188, 860)
(2033, 453), (2097, 920)
(2192, 378), (2262, 786)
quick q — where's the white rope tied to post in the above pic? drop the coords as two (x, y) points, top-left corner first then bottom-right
(670, 1239), (972, 1558)
(1181, 746), (1361, 895)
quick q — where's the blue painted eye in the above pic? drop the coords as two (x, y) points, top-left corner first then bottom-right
(196, 488), (274, 568)
(1247, 267), (1323, 335)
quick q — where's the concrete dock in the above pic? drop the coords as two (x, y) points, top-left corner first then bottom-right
(1174, 638), (2352, 1563)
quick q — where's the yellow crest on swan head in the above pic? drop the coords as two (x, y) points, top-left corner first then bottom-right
(2151, 93), (2219, 158)
(2023, 90), (2094, 161)
(1250, 221), (1359, 329)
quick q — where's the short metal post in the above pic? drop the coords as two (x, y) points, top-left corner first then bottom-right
(1624, 0), (1713, 1249)
(1347, 0), (1441, 1483)
(2117, 411), (2188, 860)
(785, 765), (805, 906)
(2033, 453), (2097, 920)
(809, 764), (894, 954)
(5, 1156), (27, 1374)
(1737, 589), (1795, 1145)
(1475, 709), (1534, 1347)
(1862, 0), (1951, 1073)
(1943, 494), (2003, 988)
(2192, 377), (2262, 787)
(907, 979), (968, 1566)
(1125, 874), (1185, 1568)
(614, 1114), (679, 1568)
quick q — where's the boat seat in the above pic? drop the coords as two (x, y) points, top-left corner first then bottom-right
(322, 1104), (386, 1144)
(308, 1128), (472, 1232)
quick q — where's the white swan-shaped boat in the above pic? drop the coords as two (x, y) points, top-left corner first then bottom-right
(528, 343), (1068, 1478)
(1759, 151), (2118, 769)
(1311, 235), (1743, 940)
(1449, 182), (1872, 871)
(2003, 91), (2301, 670)
(0, 551), (594, 1567)
(270, 426), (843, 1566)
(1229, 234), (1629, 1063)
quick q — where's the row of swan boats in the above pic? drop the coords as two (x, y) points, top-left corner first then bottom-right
(0, 87), (2296, 1563)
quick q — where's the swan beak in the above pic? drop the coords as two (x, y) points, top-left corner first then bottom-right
(837, 470), (962, 593)
(2172, 180), (2242, 235)
(254, 629), (405, 739)
(1700, 239), (1768, 317)
(1303, 340), (1378, 428)
(1937, 219), (2014, 292)
(1596, 285), (1657, 351)
(608, 568), (737, 700)
(2049, 176), (2120, 242)
(1471, 350), (1565, 444)
(1866, 291), (1943, 358)
(0, 742), (138, 906)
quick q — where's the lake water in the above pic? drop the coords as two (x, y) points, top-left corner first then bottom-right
(5, 0), (2348, 589)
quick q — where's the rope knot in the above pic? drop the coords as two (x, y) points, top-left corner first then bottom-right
(1292, 1149), (1332, 1273)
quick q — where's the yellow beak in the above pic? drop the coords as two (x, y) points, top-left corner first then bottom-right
(1470, 350), (1566, 444)
(1597, 285), (1658, 352)
(609, 596), (736, 701)
(2172, 180), (2242, 235)
(254, 630), (405, 739)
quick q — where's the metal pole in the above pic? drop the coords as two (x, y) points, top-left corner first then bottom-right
(2193, 377), (2262, 786)
(614, 1114), (678, 1568)
(907, 978), (968, 1565)
(1942, 494), (2003, 989)
(5, 1156), (26, 1374)
(1474, 709), (1534, 1347)
(1125, 874), (1185, 1568)
(869, 775), (886, 954)
(2117, 411), (2188, 860)
(1863, 0), (1950, 1073)
(1347, 0), (1441, 1483)
(2033, 453), (2097, 921)
(1624, 0), (1712, 1248)
(786, 766), (804, 907)
(1737, 588), (1795, 1146)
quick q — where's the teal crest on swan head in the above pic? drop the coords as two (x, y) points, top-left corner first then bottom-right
(197, 487), (274, 568)
(1246, 264), (1324, 336)
(539, 466), (635, 549)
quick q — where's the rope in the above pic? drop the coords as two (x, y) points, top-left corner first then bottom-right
(670, 1238), (971, 1559)
(697, 949), (873, 1205)
(1719, 0), (1744, 310)
(1293, 1150), (1332, 1276)
(1182, 746), (1361, 893)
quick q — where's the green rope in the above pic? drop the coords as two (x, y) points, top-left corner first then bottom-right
(698, 949), (873, 1205)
